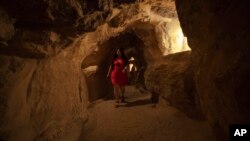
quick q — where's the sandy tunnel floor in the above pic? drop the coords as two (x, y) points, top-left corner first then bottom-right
(57, 86), (215, 141)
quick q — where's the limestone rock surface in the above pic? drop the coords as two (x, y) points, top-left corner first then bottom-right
(176, 0), (250, 139)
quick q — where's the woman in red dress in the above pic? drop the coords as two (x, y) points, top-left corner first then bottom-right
(107, 47), (128, 107)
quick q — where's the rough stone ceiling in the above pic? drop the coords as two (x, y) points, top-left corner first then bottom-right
(0, 0), (189, 60)
(72, 0), (190, 64)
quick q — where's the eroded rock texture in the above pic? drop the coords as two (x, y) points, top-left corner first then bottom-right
(0, 0), (115, 58)
(0, 0), (115, 140)
(176, 0), (250, 140)
(0, 8), (14, 44)
(1, 0), (248, 140)
(73, 0), (189, 103)
(145, 51), (203, 119)
(0, 0), (186, 140)
(0, 49), (89, 141)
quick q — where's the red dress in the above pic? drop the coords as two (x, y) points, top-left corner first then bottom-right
(111, 58), (128, 85)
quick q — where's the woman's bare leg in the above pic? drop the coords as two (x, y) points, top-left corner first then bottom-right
(120, 85), (125, 102)
(113, 84), (120, 107)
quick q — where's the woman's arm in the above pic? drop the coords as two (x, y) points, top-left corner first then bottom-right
(122, 65), (128, 72)
(106, 65), (112, 78)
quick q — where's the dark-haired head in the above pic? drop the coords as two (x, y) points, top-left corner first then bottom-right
(116, 47), (124, 57)
(111, 47), (128, 68)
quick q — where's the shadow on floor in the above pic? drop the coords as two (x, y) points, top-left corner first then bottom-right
(119, 99), (154, 107)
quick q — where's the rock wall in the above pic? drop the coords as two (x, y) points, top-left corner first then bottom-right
(0, 48), (89, 141)
(0, 0), (116, 58)
(0, 1), (193, 140)
(176, 0), (250, 140)
(0, 0), (116, 140)
(1, 0), (153, 140)
(0, 55), (38, 140)
(0, 8), (14, 44)
(73, 0), (184, 102)
(145, 51), (204, 119)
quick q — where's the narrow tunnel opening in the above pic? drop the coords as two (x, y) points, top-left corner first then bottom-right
(81, 31), (150, 102)
(79, 16), (198, 119)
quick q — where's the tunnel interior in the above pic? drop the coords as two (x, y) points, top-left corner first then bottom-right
(0, 0), (250, 141)
(81, 31), (149, 101)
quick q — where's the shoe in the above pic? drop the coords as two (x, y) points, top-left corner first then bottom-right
(115, 101), (119, 108)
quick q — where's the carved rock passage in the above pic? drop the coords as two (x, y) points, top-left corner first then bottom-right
(176, 0), (250, 140)
(1, 0), (249, 140)
(0, 0), (184, 140)
(0, 0), (115, 140)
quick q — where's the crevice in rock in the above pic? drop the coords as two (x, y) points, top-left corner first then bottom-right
(26, 61), (39, 101)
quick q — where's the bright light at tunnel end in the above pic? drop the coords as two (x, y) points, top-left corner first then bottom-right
(163, 19), (191, 56)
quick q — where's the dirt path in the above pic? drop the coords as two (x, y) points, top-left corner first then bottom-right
(77, 86), (215, 141)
